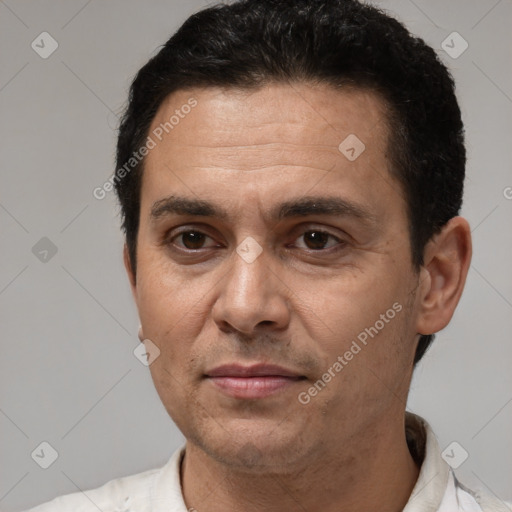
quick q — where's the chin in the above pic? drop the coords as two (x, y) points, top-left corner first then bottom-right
(188, 419), (314, 473)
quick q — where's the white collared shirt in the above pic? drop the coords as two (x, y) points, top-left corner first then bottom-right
(25, 413), (510, 511)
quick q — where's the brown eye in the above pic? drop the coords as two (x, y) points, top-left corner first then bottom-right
(169, 230), (217, 250)
(303, 231), (329, 249)
(180, 231), (207, 249)
(296, 230), (341, 251)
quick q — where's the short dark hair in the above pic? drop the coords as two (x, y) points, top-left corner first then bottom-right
(114, 0), (466, 365)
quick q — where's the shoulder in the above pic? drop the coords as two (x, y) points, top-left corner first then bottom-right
(404, 413), (511, 512)
(454, 477), (512, 512)
(25, 467), (159, 512)
(24, 446), (186, 512)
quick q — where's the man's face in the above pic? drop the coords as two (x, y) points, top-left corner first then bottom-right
(128, 83), (423, 471)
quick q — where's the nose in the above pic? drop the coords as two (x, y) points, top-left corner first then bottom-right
(211, 242), (291, 335)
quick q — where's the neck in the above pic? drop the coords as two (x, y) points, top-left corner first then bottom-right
(181, 412), (420, 512)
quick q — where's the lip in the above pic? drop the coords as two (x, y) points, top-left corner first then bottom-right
(205, 364), (305, 399)
(205, 363), (303, 378)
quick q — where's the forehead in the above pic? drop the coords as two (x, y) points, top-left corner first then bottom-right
(148, 82), (389, 155)
(141, 83), (403, 221)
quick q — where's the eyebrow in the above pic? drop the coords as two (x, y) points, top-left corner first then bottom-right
(150, 195), (377, 225)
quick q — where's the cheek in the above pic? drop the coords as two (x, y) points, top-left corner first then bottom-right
(293, 272), (413, 400)
(136, 266), (207, 418)
(146, 356), (199, 436)
(291, 269), (401, 347)
(136, 255), (203, 332)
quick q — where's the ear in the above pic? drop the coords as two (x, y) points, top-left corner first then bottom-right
(123, 243), (137, 302)
(415, 216), (472, 336)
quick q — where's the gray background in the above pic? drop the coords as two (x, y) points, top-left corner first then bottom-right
(1, 0), (511, 510)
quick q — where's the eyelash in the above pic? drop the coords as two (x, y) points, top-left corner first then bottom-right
(164, 227), (346, 254)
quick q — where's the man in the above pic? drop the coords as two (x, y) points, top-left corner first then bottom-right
(26, 0), (509, 511)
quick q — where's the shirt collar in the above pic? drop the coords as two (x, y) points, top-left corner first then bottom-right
(403, 412), (451, 512)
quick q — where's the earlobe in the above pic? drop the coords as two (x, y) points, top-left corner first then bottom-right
(415, 216), (472, 336)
